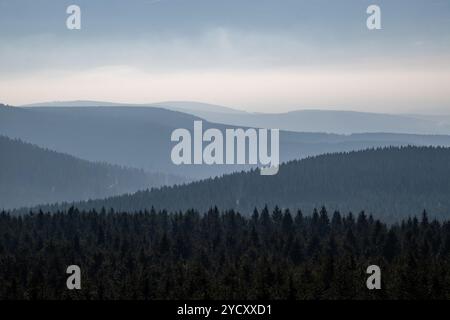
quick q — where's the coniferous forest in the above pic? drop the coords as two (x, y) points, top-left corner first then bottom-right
(28, 146), (450, 223)
(2, 0), (450, 307)
(0, 135), (186, 209)
(1, 206), (450, 300)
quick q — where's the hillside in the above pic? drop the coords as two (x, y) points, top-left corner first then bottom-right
(21, 101), (450, 135)
(0, 136), (185, 209)
(31, 146), (450, 222)
(2, 106), (450, 180)
(23, 100), (245, 115)
(181, 108), (450, 135)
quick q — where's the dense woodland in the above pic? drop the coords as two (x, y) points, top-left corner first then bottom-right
(0, 135), (185, 209)
(1, 206), (450, 300)
(2, 133), (450, 300)
(31, 146), (450, 222)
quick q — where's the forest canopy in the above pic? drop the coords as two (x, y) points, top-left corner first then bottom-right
(26, 146), (450, 223)
(1, 206), (449, 300)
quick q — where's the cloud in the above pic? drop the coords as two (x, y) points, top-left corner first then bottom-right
(2, 64), (450, 114)
(1, 26), (445, 77)
(1, 0), (449, 112)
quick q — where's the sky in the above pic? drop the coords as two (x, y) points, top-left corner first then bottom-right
(0, 0), (450, 114)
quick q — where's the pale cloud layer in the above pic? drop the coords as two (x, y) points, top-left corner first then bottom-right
(1, 0), (450, 113)
(3, 64), (450, 114)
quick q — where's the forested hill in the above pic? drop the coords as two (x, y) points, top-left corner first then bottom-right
(3, 105), (450, 180)
(0, 136), (185, 209)
(31, 146), (450, 222)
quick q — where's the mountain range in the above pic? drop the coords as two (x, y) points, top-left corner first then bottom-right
(26, 146), (450, 222)
(3, 103), (450, 181)
(3, 101), (450, 213)
(21, 100), (450, 135)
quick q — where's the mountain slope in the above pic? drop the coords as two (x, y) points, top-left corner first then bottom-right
(0, 136), (185, 210)
(21, 101), (450, 135)
(22, 100), (245, 114)
(31, 146), (450, 222)
(182, 108), (450, 135)
(22, 100), (131, 107)
(3, 105), (450, 180)
(150, 101), (245, 114)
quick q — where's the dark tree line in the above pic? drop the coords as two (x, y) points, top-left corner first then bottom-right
(1, 206), (450, 300)
(29, 146), (450, 223)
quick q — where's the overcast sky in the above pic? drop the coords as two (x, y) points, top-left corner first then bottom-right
(1, 0), (450, 113)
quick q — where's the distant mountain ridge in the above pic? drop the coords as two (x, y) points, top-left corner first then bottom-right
(0, 135), (186, 210)
(3, 105), (450, 180)
(22, 100), (244, 115)
(23, 100), (132, 107)
(150, 101), (246, 114)
(26, 146), (450, 222)
(182, 108), (450, 135)
(21, 100), (450, 135)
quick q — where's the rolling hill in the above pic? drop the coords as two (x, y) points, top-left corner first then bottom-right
(27, 146), (450, 222)
(173, 107), (450, 135)
(0, 135), (185, 210)
(3, 104), (450, 180)
(23, 100), (245, 115)
(21, 100), (450, 135)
